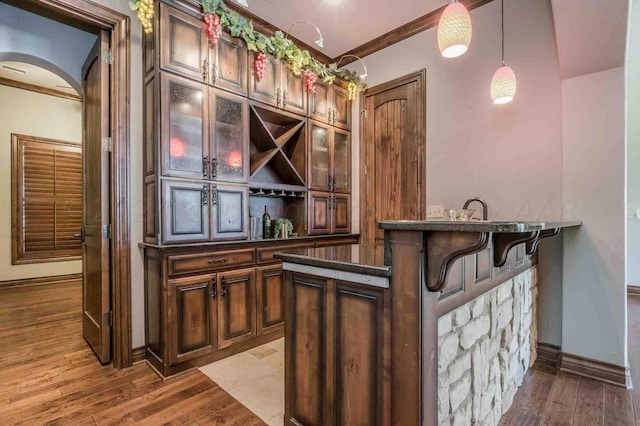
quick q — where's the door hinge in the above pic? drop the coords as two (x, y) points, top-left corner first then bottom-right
(102, 137), (112, 152)
(105, 311), (113, 327)
(361, 108), (368, 119)
(103, 224), (112, 239)
(102, 49), (112, 65)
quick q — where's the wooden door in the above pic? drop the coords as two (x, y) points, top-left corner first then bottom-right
(332, 128), (350, 194)
(249, 51), (280, 107)
(308, 120), (331, 191)
(160, 73), (209, 179)
(167, 274), (217, 365)
(257, 265), (284, 334)
(218, 267), (256, 349)
(82, 31), (111, 364)
(331, 84), (351, 130)
(161, 179), (210, 243)
(212, 32), (247, 95)
(159, 4), (208, 83)
(360, 71), (426, 264)
(308, 191), (331, 235)
(211, 183), (248, 240)
(209, 89), (248, 182)
(332, 194), (351, 234)
(282, 66), (306, 115)
(308, 81), (331, 123)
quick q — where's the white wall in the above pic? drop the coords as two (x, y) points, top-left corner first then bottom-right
(350, 0), (564, 345)
(0, 85), (83, 281)
(627, 0), (640, 286)
(562, 67), (627, 366)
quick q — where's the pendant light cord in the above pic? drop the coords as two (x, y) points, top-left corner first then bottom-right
(501, 0), (505, 65)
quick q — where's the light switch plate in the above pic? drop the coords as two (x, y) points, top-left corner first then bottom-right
(426, 205), (445, 218)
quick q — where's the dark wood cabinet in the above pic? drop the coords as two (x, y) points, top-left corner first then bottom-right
(308, 191), (331, 235)
(282, 66), (306, 115)
(210, 32), (248, 96)
(217, 267), (256, 349)
(167, 274), (217, 365)
(162, 179), (210, 243)
(159, 4), (208, 83)
(332, 194), (351, 234)
(249, 51), (306, 115)
(309, 81), (351, 130)
(257, 264), (284, 333)
(211, 182), (249, 240)
(285, 273), (385, 425)
(308, 120), (350, 194)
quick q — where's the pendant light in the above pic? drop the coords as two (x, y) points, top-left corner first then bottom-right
(437, 0), (473, 58)
(490, 0), (516, 104)
(287, 21), (325, 48)
(235, 0), (248, 7)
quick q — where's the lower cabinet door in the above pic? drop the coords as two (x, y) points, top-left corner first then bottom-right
(257, 265), (284, 334)
(162, 179), (210, 243)
(212, 183), (249, 240)
(308, 191), (331, 235)
(218, 267), (256, 349)
(167, 274), (217, 365)
(332, 194), (351, 234)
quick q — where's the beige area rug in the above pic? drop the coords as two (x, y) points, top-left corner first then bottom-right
(199, 338), (285, 426)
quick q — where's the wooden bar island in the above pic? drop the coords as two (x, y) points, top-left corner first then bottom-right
(276, 220), (581, 426)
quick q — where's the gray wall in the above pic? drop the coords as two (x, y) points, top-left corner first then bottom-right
(628, 0), (640, 287)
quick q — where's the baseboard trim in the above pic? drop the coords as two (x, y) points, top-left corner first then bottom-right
(537, 342), (561, 366)
(628, 285), (640, 296)
(0, 273), (82, 289)
(132, 346), (146, 364)
(559, 351), (631, 388)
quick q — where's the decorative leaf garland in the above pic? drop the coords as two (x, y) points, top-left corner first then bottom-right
(201, 0), (366, 99)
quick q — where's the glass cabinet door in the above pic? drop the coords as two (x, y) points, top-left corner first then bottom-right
(212, 32), (248, 95)
(309, 121), (331, 191)
(282, 66), (306, 115)
(159, 4), (208, 83)
(249, 52), (280, 107)
(210, 89), (248, 182)
(211, 183), (248, 240)
(332, 129), (350, 193)
(332, 84), (351, 130)
(161, 179), (210, 243)
(161, 73), (208, 179)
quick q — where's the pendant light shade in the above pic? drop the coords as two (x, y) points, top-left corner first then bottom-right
(437, 1), (473, 58)
(490, 65), (516, 104)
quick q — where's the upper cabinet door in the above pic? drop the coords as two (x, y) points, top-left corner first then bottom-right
(211, 183), (249, 240)
(332, 129), (350, 193)
(212, 32), (248, 96)
(249, 51), (280, 107)
(161, 73), (209, 179)
(162, 179), (210, 243)
(160, 4), (208, 83)
(332, 84), (351, 130)
(210, 89), (248, 182)
(309, 120), (331, 191)
(308, 81), (331, 123)
(282, 66), (306, 115)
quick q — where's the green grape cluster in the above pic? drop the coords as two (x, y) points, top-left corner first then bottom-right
(136, 0), (154, 34)
(347, 82), (357, 101)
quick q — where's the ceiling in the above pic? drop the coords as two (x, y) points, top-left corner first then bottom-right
(237, 0), (449, 58)
(0, 61), (79, 96)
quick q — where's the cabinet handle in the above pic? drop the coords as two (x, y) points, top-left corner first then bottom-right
(276, 88), (282, 108)
(328, 108), (334, 124)
(283, 90), (288, 107)
(212, 185), (218, 205)
(203, 156), (209, 178)
(328, 195), (333, 210)
(212, 278), (217, 299)
(208, 257), (229, 264)
(333, 176), (337, 191)
(328, 175), (332, 191)
(211, 158), (218, 179)
(211, 63), (218, 83)
(221, 277), (227, 297)
(202, 58), (209, 82)
(202, 185), (209, 206)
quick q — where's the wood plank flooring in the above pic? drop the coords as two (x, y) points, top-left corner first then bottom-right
(0, 279), (265, 425)
(500, 293), (640, 425)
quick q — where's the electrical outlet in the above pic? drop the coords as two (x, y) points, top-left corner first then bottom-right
(427, 205), (445, 218)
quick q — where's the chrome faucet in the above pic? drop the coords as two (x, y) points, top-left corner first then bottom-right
(463, 197), (488, 220)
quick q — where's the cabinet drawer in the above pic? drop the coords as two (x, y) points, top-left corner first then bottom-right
(257, 243), (314, 264)
(169, 249), (256, 275)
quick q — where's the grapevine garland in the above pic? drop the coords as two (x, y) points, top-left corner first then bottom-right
(130, 0), (154, 34)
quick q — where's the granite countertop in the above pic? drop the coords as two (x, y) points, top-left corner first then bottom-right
(138, 233), (359, 250)
(378, 220), (582, 233)
(274, 244), (391, 278)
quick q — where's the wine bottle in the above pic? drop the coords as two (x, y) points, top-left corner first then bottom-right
(262, 206), (271, 239)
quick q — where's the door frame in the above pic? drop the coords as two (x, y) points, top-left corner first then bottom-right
(22, 0), (132, 369)
(359, 69), (427, 257)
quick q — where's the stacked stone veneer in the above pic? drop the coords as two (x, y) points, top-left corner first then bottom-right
(438, 266), (538, 426)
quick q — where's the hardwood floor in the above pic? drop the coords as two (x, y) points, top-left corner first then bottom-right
(0, 279), (265, 425)
(500, 294), (640, 425)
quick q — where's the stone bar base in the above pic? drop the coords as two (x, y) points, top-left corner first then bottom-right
(437, 267), (538, 426)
